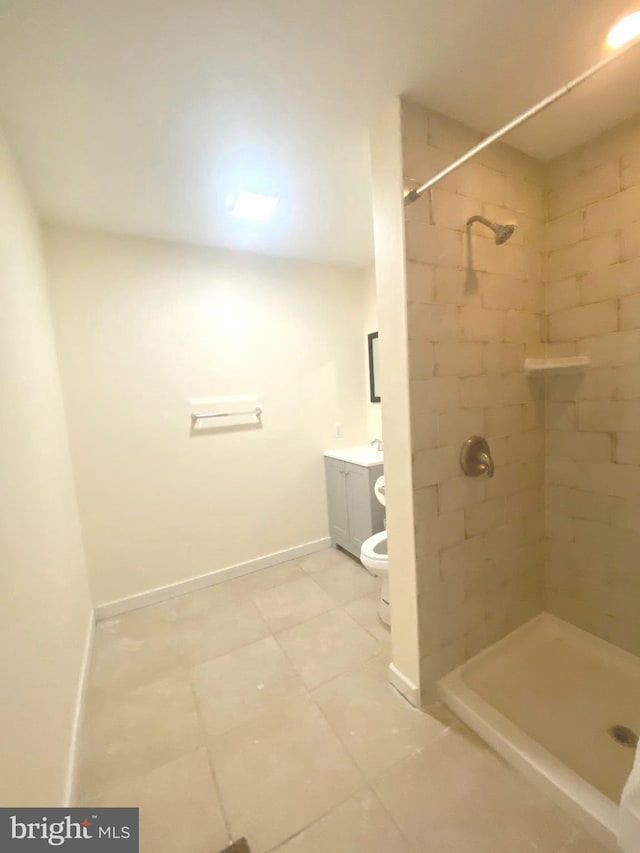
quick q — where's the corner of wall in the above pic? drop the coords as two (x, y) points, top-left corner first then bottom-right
(369, 98), (422, 698)
(398, 98), (547, 703)
(0, 127), (93, 805)
(360, 263), (383, 441)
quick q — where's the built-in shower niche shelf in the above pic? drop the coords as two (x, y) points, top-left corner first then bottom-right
(524, 356), (590, 375)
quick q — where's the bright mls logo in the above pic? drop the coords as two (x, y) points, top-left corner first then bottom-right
(0, 809), (138, 850)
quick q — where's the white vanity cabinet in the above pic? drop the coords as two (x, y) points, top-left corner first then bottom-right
(324, 448), (384, 558)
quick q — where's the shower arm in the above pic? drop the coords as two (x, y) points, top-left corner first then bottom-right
(404, 39), (640, 206)
(467, 215), (494, 230)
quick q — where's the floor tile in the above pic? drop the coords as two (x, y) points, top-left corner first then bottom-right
(79, 670), (203, 797)
(298, 548), (354, 574)
(89, 606), (184, 697)
(272, 789), (407, 852)
(422, 700), (458, 728)
(373, 725), (578, 853)
(223, 561), (305, 597)
(276, 610), (381, 689)
(343, 593), (391, 644)
(313, 656), (447, 779)
(80, 749), (229, 853)
(102, 582), (272, 669)
(171, 597), (271, 667)
(192, 636), (306, 738)
(360, 649), (393, 681)
(209, 695), (363, 853)
(311, 560), (380, 605)
(159, 578), (246, 619)
(78, 553), (606, 853)
(251, 576), (333, 632)
(158, 566), (297, 621)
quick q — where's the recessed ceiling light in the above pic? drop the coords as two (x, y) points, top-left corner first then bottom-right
(228, 191), (279, 221)
(607, 10), (640, 48)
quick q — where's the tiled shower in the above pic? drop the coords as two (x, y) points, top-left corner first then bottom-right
(545, 122), (640, 654)
(399, 100), (640, 701)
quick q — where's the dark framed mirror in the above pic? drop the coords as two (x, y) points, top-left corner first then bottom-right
(367, 331), (380, 403)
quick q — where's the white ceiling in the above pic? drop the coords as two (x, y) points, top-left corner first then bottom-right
(0, 0), (639, 267)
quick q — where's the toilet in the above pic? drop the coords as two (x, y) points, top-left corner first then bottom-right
(360, 476), (390, 626)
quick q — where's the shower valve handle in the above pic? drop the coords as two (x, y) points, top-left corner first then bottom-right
(460, 436), (495, 478)
(476, 450), (495, 478)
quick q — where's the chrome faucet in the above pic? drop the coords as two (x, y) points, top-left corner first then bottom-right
(370, 438), (384, 453)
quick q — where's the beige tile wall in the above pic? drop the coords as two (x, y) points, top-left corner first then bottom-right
(399, 100), (640, 700)
(401, 102), (547, 700)
(544, 114), (640, 656)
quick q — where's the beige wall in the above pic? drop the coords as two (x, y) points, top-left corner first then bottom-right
(0, 133), (92, 804)
(544, 113), (640, 656)
(361, 264), (383, 441)
(44, 226), (369, 607)
(401, 102), (546, 700)
(370, 99), (421, 698)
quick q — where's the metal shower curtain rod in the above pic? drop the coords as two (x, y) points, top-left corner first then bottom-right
(403, 39), (640, 206)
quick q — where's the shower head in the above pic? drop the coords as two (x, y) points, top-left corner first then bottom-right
(494, 223), (517, 245)
(467, 215), (516, 245)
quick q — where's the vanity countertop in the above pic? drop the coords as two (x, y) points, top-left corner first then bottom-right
(324, 445), (384, 467)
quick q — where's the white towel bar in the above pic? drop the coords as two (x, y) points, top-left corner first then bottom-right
(191, 407), (262, 423)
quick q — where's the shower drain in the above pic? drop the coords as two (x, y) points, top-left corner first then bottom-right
(608, 724), (639, 749)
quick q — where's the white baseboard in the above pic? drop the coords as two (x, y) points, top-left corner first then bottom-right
(64, 608), (95, 806)
(388, 662), (420, 708)
(95, 537), (333, 621)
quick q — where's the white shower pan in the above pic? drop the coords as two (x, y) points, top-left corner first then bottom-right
(438, 613), (640, 851)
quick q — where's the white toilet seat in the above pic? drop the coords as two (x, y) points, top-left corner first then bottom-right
(360, 530), (390, 626)
(360, 530), (388, 576)
(360, 475), (391, 627)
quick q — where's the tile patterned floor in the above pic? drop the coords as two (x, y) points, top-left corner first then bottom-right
(77, 547), (609, 853)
